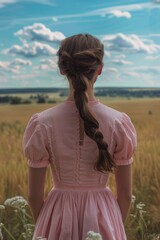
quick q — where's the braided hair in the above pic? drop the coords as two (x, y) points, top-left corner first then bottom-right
(57, 34), (116, 173)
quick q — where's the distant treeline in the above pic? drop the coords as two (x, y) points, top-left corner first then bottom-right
(0, 88), (62, 94)
(95, 88), (160, 98)
(59, 88), (160, 98)
(0, 94), (57, 104)
(0, 88), (160, 105)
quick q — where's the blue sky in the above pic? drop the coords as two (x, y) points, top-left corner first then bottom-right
(0, 0), (160, 88)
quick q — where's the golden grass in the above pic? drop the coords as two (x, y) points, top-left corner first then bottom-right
(0, 97), (160, 231)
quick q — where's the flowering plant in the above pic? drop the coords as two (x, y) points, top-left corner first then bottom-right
(85, 231), (103, 240)
(0, 196), (34, 240)
(0, 195), (159, 240)
(35, 231), (103, 240)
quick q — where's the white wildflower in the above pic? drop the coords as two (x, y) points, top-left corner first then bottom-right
(21, 232), (27, 239)
(131, 195), (136, 204)
(0, 206), (5, 210)
(136, 202), (145, 210)
(139, 209), (147, 217)
(4, 196), (28, 208)
(14, 209), (18, 214)
(86, 231), (103, 240)
(24, 223), (34, 236)
(25, 223), (34, 230)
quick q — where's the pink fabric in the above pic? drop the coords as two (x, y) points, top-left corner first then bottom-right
(23, 99), (137, 240)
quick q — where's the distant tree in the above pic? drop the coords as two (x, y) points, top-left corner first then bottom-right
(37, 96), (46, 104)
(22, 99), (32, 104)
(59, 90), (68, 97)
(10, 96), (22, 104)
(30, 95), (38, 99)
(0, 95), (10, 103)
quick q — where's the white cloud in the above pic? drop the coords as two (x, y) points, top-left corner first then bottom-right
(111, 59), (132, 65)
(122, 70), (160, 87)
(1, 2), (160, 24)
(52, 17), (58, 22)
(88, 2), (160, 17)
(103, 67), (118, 74)
(138, 66), (160, 74)
(0, 61), (9, 69)
(3, 41), (57, 57)
(0, 0), (54, 8)
(0, 58), (32, 74)
(45, 3), (145, 22)
(10, 58), (32, 66)
(24, 0), (55, 6)
(125, 66), (160, 75)
(102, 33), (160, 54)
(0, 76), (8, 83)
(108, 10), (131, 19)
(153, 0), (160, 3)
(0, 61), (19, 73)
(55, 3), (145, 20)
(0, 0), (15, 8)
(15, 23), (65, 44)
(12, 73), (38, 79)
(124, 71), (143, 77)
(148, 34), (160, 38)
(40, 58), (56, 64)
(115, 54), (126, 59)
(9, 2), (148, 23)
(146, 55), (160, 60)
(104, 50), (111, 57)
(36, 58), (58, 71)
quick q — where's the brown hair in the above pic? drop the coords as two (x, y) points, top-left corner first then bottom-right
(57, 33), (116, 173)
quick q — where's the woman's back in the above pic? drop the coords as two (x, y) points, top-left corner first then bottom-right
(24, 99), (136, 189)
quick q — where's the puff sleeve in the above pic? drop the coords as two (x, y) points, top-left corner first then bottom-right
(22, 114), (50, 168)
(113, 113), (137, 166)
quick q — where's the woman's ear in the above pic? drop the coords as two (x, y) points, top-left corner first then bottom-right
(60, 69), (65, 75)
(97, 63), (103, 75)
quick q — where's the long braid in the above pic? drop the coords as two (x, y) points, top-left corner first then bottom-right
(72, 73), (115, 173)
(57, 33), (116, 172)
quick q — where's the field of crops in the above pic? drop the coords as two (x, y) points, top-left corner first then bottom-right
(0, 97), (160, 239)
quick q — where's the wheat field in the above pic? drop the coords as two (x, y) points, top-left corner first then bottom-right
(0, 97), (160, 239)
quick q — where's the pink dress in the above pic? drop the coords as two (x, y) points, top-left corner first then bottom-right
(23, 99), (137, 240)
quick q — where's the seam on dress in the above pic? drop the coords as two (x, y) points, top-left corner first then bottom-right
(75, 110), (80, 184)
(40, 122), (61, 182)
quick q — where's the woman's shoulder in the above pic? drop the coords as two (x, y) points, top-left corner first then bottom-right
(94, 102), (136, 135)
(33, 101), (78, 127)
(35, 102), (66, 122)
(95, 101), (125, 121)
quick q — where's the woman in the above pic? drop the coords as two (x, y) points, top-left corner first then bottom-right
(23, 33), (137, 240)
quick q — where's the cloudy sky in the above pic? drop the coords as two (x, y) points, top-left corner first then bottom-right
(0, 0), (160, 88)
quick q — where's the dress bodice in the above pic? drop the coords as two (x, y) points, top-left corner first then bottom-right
(23, 100), (137, 188)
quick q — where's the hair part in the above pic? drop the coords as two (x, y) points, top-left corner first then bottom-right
(57, 33), (116, 172)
